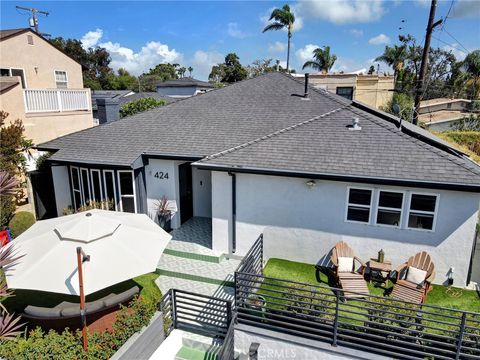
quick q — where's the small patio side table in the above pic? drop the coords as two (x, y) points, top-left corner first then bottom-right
(366, 259), (392, 285)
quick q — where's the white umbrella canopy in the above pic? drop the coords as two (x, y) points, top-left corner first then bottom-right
(6, 209), (171, 296)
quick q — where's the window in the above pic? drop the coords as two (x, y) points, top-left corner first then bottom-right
(80, 168), (91, 205)
(375, 191), (404, 227)
(90, 169), (103, 206)
(0, 68), (10, 77)
(407, 194), (438, 231)
(103, 170), (118, 211)
(336, 87), (354, 100)
(346, 188), (372, 223)
(70, 167), (82, 210)
(27, 35), (34, 45)
(55, 70), (68, 88)
(117, 170), (136, 213)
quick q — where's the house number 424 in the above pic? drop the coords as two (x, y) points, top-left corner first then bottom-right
(154, 171), (169, 179)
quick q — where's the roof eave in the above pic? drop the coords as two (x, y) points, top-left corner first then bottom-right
(193, 162), (480, 193)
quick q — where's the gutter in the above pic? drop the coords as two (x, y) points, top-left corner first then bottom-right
(195, 163), (480, 193)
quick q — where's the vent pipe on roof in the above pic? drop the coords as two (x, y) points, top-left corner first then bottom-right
(304, 73), (309, 98)
(349, 117), (362, 131)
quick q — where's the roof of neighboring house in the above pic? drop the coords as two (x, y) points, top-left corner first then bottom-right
(38, 72), (480, 191)
(156, 77), (214, 88)
(420, 98), (471, 108)
(419, 110), (468, 123)
(0, 78), (20, 92)
(119, 92), (176, 106)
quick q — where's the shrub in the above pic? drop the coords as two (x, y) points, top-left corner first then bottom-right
(8, 211), (36, 238)
(0, 195), (16, 228)
(0, 296), (156, 360)
(119, 97), (166, 118)
(442, 131), (480, 156)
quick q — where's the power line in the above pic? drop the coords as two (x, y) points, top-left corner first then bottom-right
(431, 35), (468, 55)
(442, 28), (470, 53)
(15, 6), (49, 34)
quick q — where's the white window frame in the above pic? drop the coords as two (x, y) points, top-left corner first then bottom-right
(90, 169), (104, 208)
(374, 190), (405, 228)
(70, 166), (82, 210)
(1, 67), (28, 88)
(103, 170), (118, 211)
(345, 186), (373, 224)
(117, 170), (137, 213)
(80, 168), (92, 205)
(406, 192), (439, 232)
(54, 70), (68, 88)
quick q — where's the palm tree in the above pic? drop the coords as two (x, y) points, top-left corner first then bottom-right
(463, 50), (480, 99)
(188, 66), (193, 77)
(302, 46), (337, 74)
(375, 45), (407, 84)
(262, 4), (295, 72)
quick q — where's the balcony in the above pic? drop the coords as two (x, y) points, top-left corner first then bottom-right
(23, 89), (91, 113)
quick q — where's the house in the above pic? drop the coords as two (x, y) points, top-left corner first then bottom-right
(0, 28), (93, 146)
(156, 77), (214, 98)
(419, 98), (473, 131)
(293, 72), (394, 109)
(91, 90), (174, 124)
(37, 72), (480, 287)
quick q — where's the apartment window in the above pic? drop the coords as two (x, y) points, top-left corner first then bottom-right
(375, 191), (404, 227)
(90, 169), (103, 206)
(407, 194), (438, 231)
(55, 70), (68, 88)
(346, 188), (372, 223)
(0, 68), (10, 77)
(70, 167), (82, 210)
(103, 170), (118, 211)
(336, 87), (354, 100)
(118, 170), (136, 213)
(80, 168), (91, 205)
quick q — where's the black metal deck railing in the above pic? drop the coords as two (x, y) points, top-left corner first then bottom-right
(235, 234), (480, 360)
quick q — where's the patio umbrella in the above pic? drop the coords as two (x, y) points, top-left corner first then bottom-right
(6, 209), (171, 296)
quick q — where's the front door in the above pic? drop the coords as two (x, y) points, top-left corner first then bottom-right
(179, 163), (193, 224)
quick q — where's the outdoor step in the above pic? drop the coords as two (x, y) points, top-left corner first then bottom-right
(182, 332), (223, 352)
(175, 346), (219, 360)
(157, 253), (241, 286)
(155, 276), (235, 302)
(164, 245), (225, 264)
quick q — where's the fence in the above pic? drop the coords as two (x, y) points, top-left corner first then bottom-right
(235, 235), (480, 360)
(158, 289), (234, 359)
(23, 89), (90, 113)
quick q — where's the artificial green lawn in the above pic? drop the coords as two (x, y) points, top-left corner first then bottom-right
(4, 272), (161, 314)
(263, 258), (480, 312)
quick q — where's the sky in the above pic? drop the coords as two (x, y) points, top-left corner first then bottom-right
(1, 0), (479, 80)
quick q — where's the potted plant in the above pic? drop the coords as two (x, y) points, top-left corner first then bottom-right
(245, 294), (267, 318)
(155, 196), (172, 232)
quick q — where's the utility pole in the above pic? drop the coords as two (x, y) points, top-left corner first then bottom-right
(413, 0), (442, 125)
(15, 6), (49, 34)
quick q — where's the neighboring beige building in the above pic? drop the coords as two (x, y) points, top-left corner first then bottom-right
(294, 73), (395, 109)
(0, 28), (93, 146)
(419, 98), (472, 132)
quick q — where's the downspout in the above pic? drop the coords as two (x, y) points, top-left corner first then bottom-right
(229, 171), (236, 254)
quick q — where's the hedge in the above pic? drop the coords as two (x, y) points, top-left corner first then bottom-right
(8, 211), (36, 238)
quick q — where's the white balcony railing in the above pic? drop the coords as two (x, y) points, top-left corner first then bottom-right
(23, 89), (91, 113)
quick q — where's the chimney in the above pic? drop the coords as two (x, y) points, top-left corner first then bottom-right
(304, 73), (309, 98)
(96, 98), (120, 124)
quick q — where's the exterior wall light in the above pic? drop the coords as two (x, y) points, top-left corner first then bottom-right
(447, 267), (454, 286)
(306, 180), (316, 188)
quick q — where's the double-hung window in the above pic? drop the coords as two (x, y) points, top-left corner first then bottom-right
(90, 169), (104, 206)
(80, 168), (91, 205)
(117, 170), (136, 213)
(346, 188), (372, 223)
(375, 191), (404, 227)
(103, 170), (118, 211)
(55, 70), (68, 88)
(407, 194), (438, 231)
(70, 167), (82, 209)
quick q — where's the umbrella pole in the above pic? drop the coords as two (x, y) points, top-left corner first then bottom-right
(76, 246), (89, 352)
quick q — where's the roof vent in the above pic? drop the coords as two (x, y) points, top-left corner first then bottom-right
(348, 117), (362, 131)
(301, 73), (311, 101)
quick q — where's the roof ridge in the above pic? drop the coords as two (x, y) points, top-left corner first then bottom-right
(201, 105), (349, 162)
(346, 106), (480, 177)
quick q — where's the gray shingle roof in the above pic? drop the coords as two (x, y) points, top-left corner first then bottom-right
(0, 28), (29, 40)
(119, 92), (176, 106)
(38, 72), (480, 190)
(156, 77), (214, 88)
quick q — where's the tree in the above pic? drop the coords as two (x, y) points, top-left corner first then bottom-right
(302, 46), (337, 73)
(221, 53), (248, 83)
(463, 50), (480, 99)
(147, 63), (178, 81)
(177, 67), (187, 78)
(368, 65), (375, 75)
(208, 64), (226, 83)
(106, 68), (137, 90)
(119, 98), (166, 118)
(381, 92), (414, 122)
(188, 66), (193, 77)
(262, 4), (295, 72)
(375, 44), (407, 85)
(247, 59), (277, 78)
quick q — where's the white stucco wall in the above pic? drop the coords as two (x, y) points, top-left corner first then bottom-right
(192, 167), (212, 218)
(145, 159), (183, 229)
(51, 165), (72, 217)
(211, 171), (480, 286)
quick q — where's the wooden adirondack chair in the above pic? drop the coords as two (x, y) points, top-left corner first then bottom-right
(391, 251), (435, 304)
(330, 241), (369, 298)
